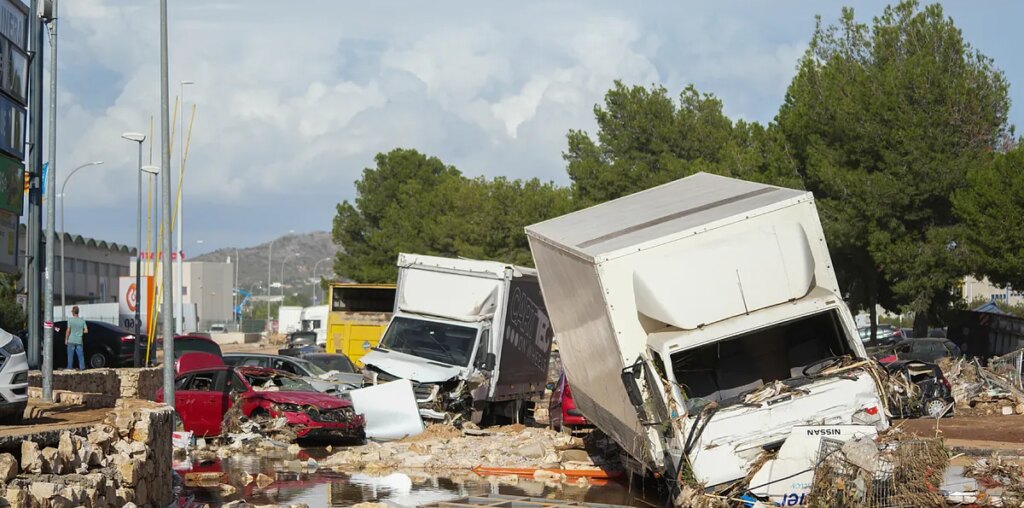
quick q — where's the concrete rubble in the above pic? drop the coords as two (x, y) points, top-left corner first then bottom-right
(318, 423), (618, 477)
(2, 399), (174, 508)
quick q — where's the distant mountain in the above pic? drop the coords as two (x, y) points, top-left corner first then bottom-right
(193, 231), (342, 300)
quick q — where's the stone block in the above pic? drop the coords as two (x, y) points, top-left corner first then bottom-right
(117, 458), (142, 486)
(0, 454), (17, 484)
(20, 441), (42, 474)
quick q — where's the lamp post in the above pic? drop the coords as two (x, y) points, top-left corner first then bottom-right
(160, 0), (175, 409)
(232, 248), (240, 328)
(41, 1), (58, 402)
(266, 229), (293, 327)
(122, 132), (146, 366)
(311, 257), (331, 305)
(59, 161), (104, 319)
(175, 79), (194, 335)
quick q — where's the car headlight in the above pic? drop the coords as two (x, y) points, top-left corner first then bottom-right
(272, 403), (303, 413)
(2, 337), (24, 356)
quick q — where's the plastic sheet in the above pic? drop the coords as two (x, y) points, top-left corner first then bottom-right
(349, 378), (424, 440)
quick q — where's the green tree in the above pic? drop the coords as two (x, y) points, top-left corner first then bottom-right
(955, 142), (1024, 289)
(0, 273), (23, 333)
(777, 1), (1011, 335)
(564, 82), (800, 207)
(333, 149), (572, 282)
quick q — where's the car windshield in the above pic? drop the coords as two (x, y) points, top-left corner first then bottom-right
(378, 317), (478, 366)
(243, 372), (316, 392)
(305, 354), (355, 373)
(293, 358), (328, 377)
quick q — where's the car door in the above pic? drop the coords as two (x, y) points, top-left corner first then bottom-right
(181, 370), (229, 436)
(174, 374), (201, 432)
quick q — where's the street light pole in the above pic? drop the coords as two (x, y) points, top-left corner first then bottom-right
(266, 229), (293, 328)
(160, 0), (175, 409)
(59, 161), (104, 322)
(122, 132), (146, 367)
(311, 257), (331, 305)
(42, 1), (58, 403)
(175, 79), (193, 335)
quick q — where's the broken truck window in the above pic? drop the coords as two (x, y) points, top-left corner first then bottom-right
(671, 310), (852, 412)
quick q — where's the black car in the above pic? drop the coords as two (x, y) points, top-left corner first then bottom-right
(880, 338), (962, 364)
(51, 320), (137, 368)
(884, 360), (954, 418)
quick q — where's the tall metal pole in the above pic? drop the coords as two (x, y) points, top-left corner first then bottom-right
(27, 0), (43, 370)
(42, 2), (58, 402)
(312, 257), (330, 305)
(175, 80), (192, 334)
(267, 238), (274, 324)
(132, 139), (144, 366)
(160, 0), (175, 408)
(233, 248), (239, 327)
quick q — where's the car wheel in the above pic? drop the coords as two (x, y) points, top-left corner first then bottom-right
(924, 398), (950, 418)
(88, 351), (111, 369)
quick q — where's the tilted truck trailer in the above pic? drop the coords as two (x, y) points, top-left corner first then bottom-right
(525, 173), (889, 489)
(361, 253), (554, 423)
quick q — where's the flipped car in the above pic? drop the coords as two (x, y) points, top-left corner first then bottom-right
(223, 353), (362, 394)
(884, 360), (954, 418)
(160, 361), (365, 440)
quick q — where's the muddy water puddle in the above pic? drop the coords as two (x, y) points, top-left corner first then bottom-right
(176, 448), (668, 507)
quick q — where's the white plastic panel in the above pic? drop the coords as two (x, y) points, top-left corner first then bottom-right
(633, 223), (815, 330)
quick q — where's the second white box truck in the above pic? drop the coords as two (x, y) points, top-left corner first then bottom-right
(526, 173), (888, 489)
(362, 253), (554, 424)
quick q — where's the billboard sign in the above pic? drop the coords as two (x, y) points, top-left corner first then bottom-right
(0, 0), (26, 51)
(0, 94), (23, 160)
(119, 275), (154, 334)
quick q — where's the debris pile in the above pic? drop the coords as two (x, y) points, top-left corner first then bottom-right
(319, 424), (617, 477)
(939, 353), (1024, 414)
(3, 400), (174, 507)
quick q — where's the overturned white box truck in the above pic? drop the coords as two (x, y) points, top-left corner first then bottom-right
(525, 173), (889, 488)
(362, 253), (554, 423)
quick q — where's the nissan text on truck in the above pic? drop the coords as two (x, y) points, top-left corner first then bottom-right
(525, 173), (889, 489)
(361, 253), (554, 424)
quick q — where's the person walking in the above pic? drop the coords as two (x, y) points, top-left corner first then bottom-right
(65, 306), (88, 370)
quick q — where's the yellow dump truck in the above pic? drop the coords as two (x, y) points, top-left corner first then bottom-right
(325, 283), (396, 365)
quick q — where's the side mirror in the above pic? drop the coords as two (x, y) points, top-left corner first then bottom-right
(476, 353), (496, 371)
(621, 368), (644, 408)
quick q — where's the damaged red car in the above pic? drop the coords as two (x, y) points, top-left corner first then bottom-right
(160, 365), (365, 441)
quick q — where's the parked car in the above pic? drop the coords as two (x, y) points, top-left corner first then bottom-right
(857, 324), (904, 345)
(0, 329), (28, 423)
(875, 338), (962, 364)
(167, 335), (223, 361)
(223, 353), (362, 393)
(884, 360), (954, 418)
(278, 331), (324, 357)
(158, 363), (365, 440)
(300, 353), (357, 375)
(549, 372), (588, 431)
(208, 324), (227, 333)
(50, 320), (137, 368)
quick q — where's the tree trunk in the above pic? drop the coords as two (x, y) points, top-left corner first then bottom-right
(869, 297), (878, 343)
(913, 310), (928, 338)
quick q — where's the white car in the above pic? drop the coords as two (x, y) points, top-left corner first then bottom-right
(0, 330), (28, 424)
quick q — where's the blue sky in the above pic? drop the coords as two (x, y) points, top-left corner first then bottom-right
(45, 1), (1024, 254)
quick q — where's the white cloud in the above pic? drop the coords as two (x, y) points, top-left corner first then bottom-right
(41, 0), (1024, 252)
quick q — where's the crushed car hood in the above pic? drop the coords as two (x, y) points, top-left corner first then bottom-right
(362, 349), (462, 383)
(250, 390), (351, 409)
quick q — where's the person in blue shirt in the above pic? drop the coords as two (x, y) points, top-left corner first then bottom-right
(65, 306), (88, 370)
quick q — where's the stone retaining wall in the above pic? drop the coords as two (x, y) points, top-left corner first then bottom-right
(29, 367), (162, 403)
(4, 399), (174, 507)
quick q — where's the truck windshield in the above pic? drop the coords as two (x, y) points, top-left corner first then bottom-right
(379, 317), (478, 366)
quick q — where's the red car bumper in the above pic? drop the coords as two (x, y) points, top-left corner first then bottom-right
(278, 410), (366, 440)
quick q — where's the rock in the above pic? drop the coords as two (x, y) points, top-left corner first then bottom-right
(1016, 403), (1024, 415)
(256, 473), (274, 489)
(131, 416), (153, 442)
(352, 503), (389, 508)
(533, 469), (565, 482)
(3, 485), (27, 507)
(80, 443), (104, 467)
(325, 445), (333, 453)
(1003, 406), (1014, 416)
(123, 503), (139, 508)
(41, 447), (65, 475)
(559, 449), (591, 464)
(21, 441), (42, 474)
(29, 482), (61, 504)
(0, 454), (16, 483)
(88, 424), (118, 451)
(307, 458), (318, 470)
(515, 442), (547, 459)
(219, 483), (238, 497)
(118, 459), (142, 486)
(288, 443), (301, 455)
(58, 432), (81, 469)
